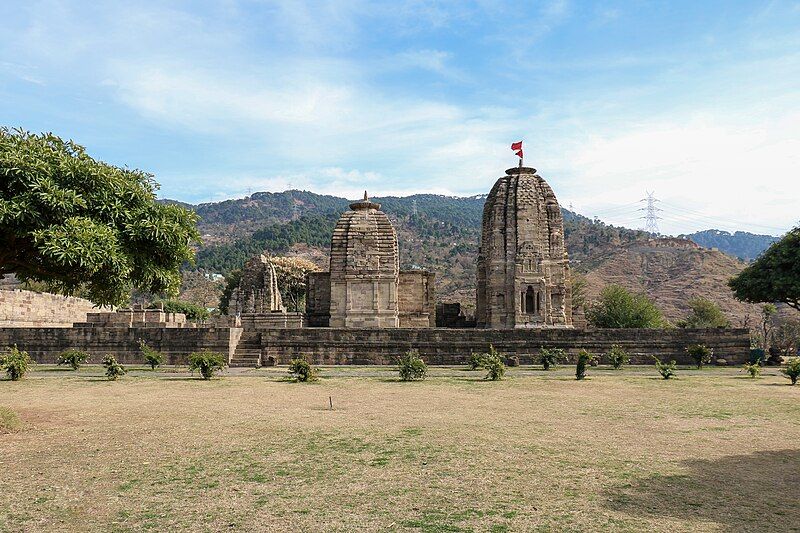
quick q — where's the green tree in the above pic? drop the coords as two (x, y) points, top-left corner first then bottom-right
(0, 128), (200, 306)
(586, 284), (665, 328)
(729, 227), (800, 312)
(678, 297), (730, 328)
(270, 256), (322, 312)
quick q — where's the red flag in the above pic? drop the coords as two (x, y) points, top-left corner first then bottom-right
(511, 141), (523, 151)
(515, 149), (523, 159)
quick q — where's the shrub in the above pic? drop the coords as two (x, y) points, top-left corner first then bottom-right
(1, 345), (33, 381)
(139, 341), (164, 370)
(606, 345), (630, 370)
(742, 362), (761, 378)
(653, 357), (677, 380)
(57, 349), (90, 370)
(539, 347), (564, 371)
(686, 344), (713, 368)
(585, 284), (665, 328)
(483, 345), (505, 381)
(397, 350), (427, 381)
(781, 357), (800, 385)
(102, 354), (126, 381)
(575, 349), (595, 380)
(677, 297), (730, 328)
(466, 352), (486, 370)
(188, 350), (227, 380)
(289, 357), (318, 382)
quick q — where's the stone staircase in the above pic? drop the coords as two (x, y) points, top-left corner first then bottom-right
(229, 331), (262, 367)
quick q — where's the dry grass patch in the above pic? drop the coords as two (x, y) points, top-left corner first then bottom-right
(0, 366), (798, 532)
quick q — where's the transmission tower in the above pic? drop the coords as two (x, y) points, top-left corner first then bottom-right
(639, 191), (662, 234)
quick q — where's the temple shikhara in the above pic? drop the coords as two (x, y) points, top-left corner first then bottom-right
(0, 162), (750, 366)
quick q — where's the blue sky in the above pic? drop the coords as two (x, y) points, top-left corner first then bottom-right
(2, 1), (799, 235)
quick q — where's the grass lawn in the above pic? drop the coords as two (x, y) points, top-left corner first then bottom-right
(1, 364), (798, 532)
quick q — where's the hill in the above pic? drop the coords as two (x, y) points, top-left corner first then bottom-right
(581, 238), (760, 326)
(683, 229), (779, 261)
(185, 191), (650, 311)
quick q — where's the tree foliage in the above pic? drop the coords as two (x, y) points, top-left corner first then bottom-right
(270, 256), (322, 312)
(729, 227), (800, 311)
(0, 128), (200, 306)
(677, 297), (730, 328)
(586, 284), (665, 328)
(1, 345), (33, 381)
(149, 299), (209, 321)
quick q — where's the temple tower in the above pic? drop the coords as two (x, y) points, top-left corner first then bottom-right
(476, 166), (572, 328)
(229, 254), (285, 315)
(328, 192), (399, 328)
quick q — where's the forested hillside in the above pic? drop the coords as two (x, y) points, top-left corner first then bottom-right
(184, 190), (653, 310)
(682, 229), (778, 261)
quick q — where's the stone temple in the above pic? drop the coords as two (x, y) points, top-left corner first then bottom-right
(1, 164), (750, 367)
(476, 166), (572, 328)
(306, 192), (435, 328)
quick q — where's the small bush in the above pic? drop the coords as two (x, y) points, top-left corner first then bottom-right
(540, 347), (564, 371)
(102, 354), (126, 381)
(289, 357), (318, 382)
(139, 341), (164, 370)
(576, 349), (595, 380)
(653, 357), (677, 380)
(686, 344), (713, 368)
(1, 345), (33, 381)
(483, 345), (505, 381)
(466, 352), (486, 370)
(397, 350), (427, 381)
(742, 362), (761, 378)
(782, 357), (800, 385)
(188, 350), (227, 380)
(606, 345), (630, 370)
(57, 349), (90, 370)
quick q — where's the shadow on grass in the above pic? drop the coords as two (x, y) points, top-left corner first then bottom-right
(603, 450), (800, 531)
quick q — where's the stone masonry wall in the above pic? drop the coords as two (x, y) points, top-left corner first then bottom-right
(0, 327), (237, 365)
(0, 326), (750, 367)
(0, 290), (103, 327)
(257, 327), (750, 366)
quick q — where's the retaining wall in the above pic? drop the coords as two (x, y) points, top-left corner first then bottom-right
(0, 327), (238, 364)
(0, 290), (104, 327)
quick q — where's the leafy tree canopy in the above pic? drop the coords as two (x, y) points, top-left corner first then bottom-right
(677, 297), (730, 328)
(586, 284), (665, 328)
(729, 227), (800, 311)
(0, 128), (200, 306)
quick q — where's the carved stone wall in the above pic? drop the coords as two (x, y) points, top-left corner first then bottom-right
(476, 166), (572, 329)
(328, 194), (400, 328)
(229, 254), (285, 315)
(305, 272), (331, 327)
(399, 270), (435, 327)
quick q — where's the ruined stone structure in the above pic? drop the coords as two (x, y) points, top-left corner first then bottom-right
(228, 254), (285, 315)
(476, 166), (572, 328)
(0, 289), (105, 327)
(0, 163), (752, 368)
(305, 193), (435, 329)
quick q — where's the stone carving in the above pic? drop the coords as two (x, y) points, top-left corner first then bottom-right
(329, 192), (400, 328)
(476, 166), (573, 328)
(229, 254), (285, 315)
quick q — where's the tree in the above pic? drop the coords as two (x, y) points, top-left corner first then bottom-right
(218, 269), (242, 315)
(570, 273), (588, 316)
(729, 227), (800, 311)
(270, 256), (322, 312)
(0, 128), (200, 306)
(677, 297), (730, 328)
(773, 318), (800, 357)
(759, 304), (778, 351)
(585, 284), (665, 328)
(149, 299), (209, 321)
